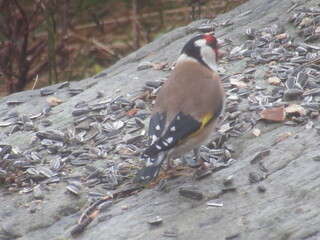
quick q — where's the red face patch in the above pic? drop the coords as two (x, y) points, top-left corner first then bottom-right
(204, 34), (219, 62)
(204, 34), (216, 45)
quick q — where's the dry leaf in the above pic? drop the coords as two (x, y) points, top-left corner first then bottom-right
(299, 17), (311, 27)
(152, 62), (168, 70)
(275, 33), (288, 41)
(260, 106), (286, 122)
(230, 76), (247, 88)
(126, 108), (139, 117)
(252, 128), (261, 137)
(46, 97), (64, 106)
(268, 77), (281, 85)
(285, 104), (306, 116)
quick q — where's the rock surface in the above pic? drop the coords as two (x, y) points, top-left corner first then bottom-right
(1, 0), (320, 239)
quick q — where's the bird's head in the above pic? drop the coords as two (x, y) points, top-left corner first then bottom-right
(180, 33), (221, 72)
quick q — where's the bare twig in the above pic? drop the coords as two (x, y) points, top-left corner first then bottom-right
(71, 185), (142, 236)
(31, 74), (39, 90)
(131, 0), (139, 49)
(91, 38), (115, 55)
(43, 0), (58, 85)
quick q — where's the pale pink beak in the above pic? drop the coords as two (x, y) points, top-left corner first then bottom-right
(217, 38), (224, 47)
(217, 38), (229, 57)
(218, 49), (229, 57)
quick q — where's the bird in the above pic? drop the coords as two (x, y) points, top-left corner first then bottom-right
(133, 33), (225, 183)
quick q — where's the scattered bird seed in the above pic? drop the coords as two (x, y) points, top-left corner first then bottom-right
(220, 185), (237, 193)
(257, 185), (267, 193)
(250, 149), (271, 164)
(313, 155), (320, 161)
(207, 200), (223, 207)
(147, 216), (163, 225)
(137, 62), (153, 70)
(248, 172), (265, 184)
(40, 88), (55, 96)
(179, 186), (204, 200)
(223, 175), (234, 186)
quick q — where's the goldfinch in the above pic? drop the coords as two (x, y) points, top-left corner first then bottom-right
(134, 33), (225, 182)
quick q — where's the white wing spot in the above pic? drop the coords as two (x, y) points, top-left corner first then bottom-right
(162, 141), (168, 146)
(170, 126), (176, 131)
(151, 135), (157, 144)
(155, 125), (161, 131)
(146, 158), (153, 166)
(156, 145), (162, 150)
(177, 115), (180, 120)
(166, 137), (173, 144)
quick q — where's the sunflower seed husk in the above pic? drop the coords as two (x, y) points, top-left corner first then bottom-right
(179, 186), (204, 200)
(207, 201), (223, 207)
(137, 61), (152, 70)
(147, 216), (163, 225)
(250, 149), (271, 164)
(68, 88), (84, 95)
(40, 88), (55, 96)
(33, 185), (44, 199)
(66, 185), (81, 195)
(57, 81), (70, 89)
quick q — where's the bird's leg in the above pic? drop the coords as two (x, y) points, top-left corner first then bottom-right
(167, 158), (173, 170)
(181, 154), (187, 165)
(193, 148), (208, 170)
(193, 147), (211, 180)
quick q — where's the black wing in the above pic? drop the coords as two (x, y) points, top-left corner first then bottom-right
(148, 112), (167, 145)
(143, 112), (202, 159)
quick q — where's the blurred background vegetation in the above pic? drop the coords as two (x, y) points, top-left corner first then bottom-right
(0, 0), (246, 96)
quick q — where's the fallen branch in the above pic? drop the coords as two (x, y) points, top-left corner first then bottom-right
(31, 74), (39, 90)
(71, 185), (142, 237)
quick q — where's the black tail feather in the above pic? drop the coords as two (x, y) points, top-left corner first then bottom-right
(133, 165), (161, 183)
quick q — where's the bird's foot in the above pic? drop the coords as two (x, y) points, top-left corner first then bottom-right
(186, 157), (201, 168)
(193, 167), (212, 180)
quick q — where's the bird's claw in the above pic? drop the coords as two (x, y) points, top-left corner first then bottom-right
(193, 168), (212, 180)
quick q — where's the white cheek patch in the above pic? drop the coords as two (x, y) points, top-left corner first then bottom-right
(201, 45), (218, 72)
(194, 39), (206, 47)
